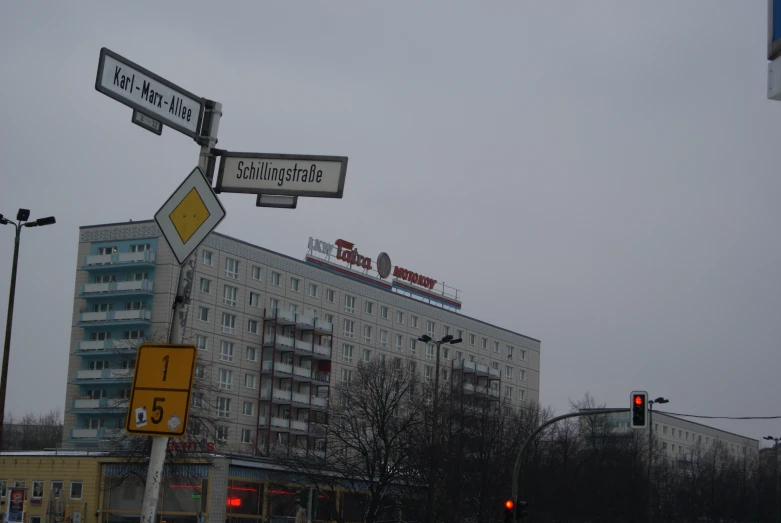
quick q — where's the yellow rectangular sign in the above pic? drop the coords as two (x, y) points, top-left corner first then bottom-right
(126, 343), (197, 437)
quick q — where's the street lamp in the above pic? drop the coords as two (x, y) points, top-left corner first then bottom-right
(764, 435), (780, 523)
(0, 209), (56, 448)
(647, 396), (669, 523)
(418, 333), (461, 523)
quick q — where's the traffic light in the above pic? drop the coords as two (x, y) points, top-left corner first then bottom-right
(503, 500), (514, 523)
(630, 390), (648, 429)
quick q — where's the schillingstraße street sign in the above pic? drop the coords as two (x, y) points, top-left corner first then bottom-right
(215, 152), (348, 198)
(95, 47), (204, 140)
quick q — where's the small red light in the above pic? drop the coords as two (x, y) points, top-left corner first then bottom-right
(634, 396), (643, 406)
(505, 500), (514, 510)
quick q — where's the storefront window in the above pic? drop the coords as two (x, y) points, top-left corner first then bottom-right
(104, 478), (144, 511)
(225, 481), (262, 516)
(267, 486), (297, 520)
(162, 479), (206, 513)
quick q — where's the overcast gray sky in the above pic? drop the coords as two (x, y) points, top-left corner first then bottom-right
(0, 1), (778, 443)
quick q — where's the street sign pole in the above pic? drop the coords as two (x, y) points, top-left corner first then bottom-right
(138, 101), (222, 523)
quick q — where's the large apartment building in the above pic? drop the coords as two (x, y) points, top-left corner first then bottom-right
(63, 220), (541, 454)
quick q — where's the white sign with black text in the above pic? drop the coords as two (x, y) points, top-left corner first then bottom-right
(216, 152), (348, 198)
(95, 48), (204, 139)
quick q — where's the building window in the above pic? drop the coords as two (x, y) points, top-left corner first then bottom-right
(443, 326), (450, 337)
(364, 301), (373, 314)
(506, 345), (514, 359)
(216, 397), (231, 417)
(341, 343), (354, 363)
(505, 366), (513, 380)
(411, 315), (418, 328)
(197, 307), (209, 322)
(340, 368), (352, 383)
(380, 330), (388, 347)
(519, 369), (526, 381)
(223, 285), (238, 307)
(326, 289), (335, 303)
(202, 250), (213, 266)
(199, 278), (211, 294)
(241, 429), (252, 444)
(291, 278), (300, 292)
(289, 303), (298, 314)
(130, 243), (151, 252)
(252, 265), (262, 280)
(519, 389), (525, 401)
(225, 258), (240, 279)
(426, 321), (435, 336)
(242, 401), (254, 416)
(196, 335), (207, 350)
(192, 393), (204, 408)
(219, 341), (234, 362)
(269, 298), (279, 313)
(249, 292), (260, 307)
(504, 386), (513, 399)
(244, 374), (256, 389)
(409, 338), (417, 355)
(481, 338), (487, 349)
(247, 320), (259, 334)
(395, 334), (403, 351)
(70, 481), (82, 500)
(216, 426), (229, 443)
(493, 341), (500, 353)
(246, 346), (258, 361)
(344, 295), (356, 314)
(442, 347), (450, 359)
(218, 368), (233, 389)
(308, 283), (318, 297)
(396, 311), (404, 324)
(195, 365), (205, 379)
(380, 306), (389, 319)
(363, 325), (372, 344)
(519, 349), (526, 361)
(469, 334), (476, 346)
(424, 365), (433, 383)
(325, 313), (334, 324)
(271, 272), (281, 286)
(363, 348), (371, 362)
(343, 319), (355, 338)
(221, 313), (236, 334)
(663, 426), (668, 435)
(425, 344), (434, 360)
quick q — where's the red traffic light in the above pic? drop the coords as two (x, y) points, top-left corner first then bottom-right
(634, 395), (644, 406)
(505, 500), (514, 510)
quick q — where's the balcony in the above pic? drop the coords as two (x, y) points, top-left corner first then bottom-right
(262, 360), (293, 375)
(311, 396), (328, 409)
(77, 310), (151, 325)
(313, 343), (331, 359)
(73, 368), (133, 382)
(312, 370), (330, 384)
(75, 338), (141, 354)
(294, 339), (313, 356)
(264, 309), (296, 324)
(82, 250), (156, 269)
(263, 334), (295, 350)
(71, 398), (126, 412)
(488, 367), (501, 379)
(293, 366), (312, 380)
(260, 388), (293, 403)
(290, 420), (308, 432)
(69, 428), (106, 440)
(80, 280), (154, 297)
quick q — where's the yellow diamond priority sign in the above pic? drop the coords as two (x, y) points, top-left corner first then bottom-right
(126, 343), (197, 437)
(155, 167), (225, 265)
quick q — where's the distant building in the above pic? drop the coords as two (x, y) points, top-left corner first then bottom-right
(580, 409), (759, 469)
(63, 220), (541, 455)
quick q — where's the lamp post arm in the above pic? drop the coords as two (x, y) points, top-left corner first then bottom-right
(511, 408), (629, 511)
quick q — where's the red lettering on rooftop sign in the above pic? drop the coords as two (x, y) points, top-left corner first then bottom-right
(335, 239), (372, 270)
(393, 266), (436, 290)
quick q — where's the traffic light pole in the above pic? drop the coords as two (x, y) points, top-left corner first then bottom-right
(648, 403), (654, 523)
(511, 408), (629, 520)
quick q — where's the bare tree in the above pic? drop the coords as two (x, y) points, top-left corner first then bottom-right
(1, 409), (62, 450)
(275, 359), (425, 523)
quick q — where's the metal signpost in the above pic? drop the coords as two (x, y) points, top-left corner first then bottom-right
(95, 46), (347, 523)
